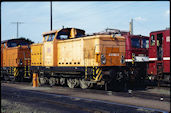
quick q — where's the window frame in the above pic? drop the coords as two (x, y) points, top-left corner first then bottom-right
(131, 38), (141, 48)
(150, 35), (155, 46)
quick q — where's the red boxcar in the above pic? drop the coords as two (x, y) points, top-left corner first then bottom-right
(148, 28), (170, 83)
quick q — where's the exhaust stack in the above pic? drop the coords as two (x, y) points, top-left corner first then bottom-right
(129, 19), (133, 35)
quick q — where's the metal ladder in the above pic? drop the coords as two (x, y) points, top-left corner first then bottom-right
(157, 62), (163, 86)
(24, 58), (31, 78)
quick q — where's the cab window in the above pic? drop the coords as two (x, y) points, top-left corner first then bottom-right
(44, 35), (48, 41)
(47, 33), (55, 41)
(150, 35), (155, 46)
(59, 35), (68, 39)
(142, 39), (149, 48)
(75, 32), (84, 38)
(131, 38), (140, 48)
(19, 42), (29, 46)
(7, 42), (17, 47)
(57, 31), (69, 40)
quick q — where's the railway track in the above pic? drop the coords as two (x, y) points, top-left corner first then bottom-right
(2, 90), (108, 113)
(56, 86), (170, 102)
(2, 80), (170, 103)
(2, 85), (169, 113)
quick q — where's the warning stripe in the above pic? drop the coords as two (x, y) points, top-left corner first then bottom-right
(96, 68), (100, 75)
(93, 66), (95, 76)
(98, 72), (103, 81)
(13, 68), (19, 77)
(28, 60), (31, 76)
(85, 66), (87, 79)
(96, 69), (102, 81)
(94, 68), (102, 81)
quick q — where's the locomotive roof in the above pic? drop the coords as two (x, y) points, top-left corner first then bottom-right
(128, 34), (149, 37)
(42, 28), (85, 35)
(150, 28), (170, 33)
(1, 38), (33, 44)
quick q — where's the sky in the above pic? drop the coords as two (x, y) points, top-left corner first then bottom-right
(1, 1), (170, 43)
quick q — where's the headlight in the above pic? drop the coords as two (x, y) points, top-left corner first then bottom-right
(19, 59), (22, 65)
(121, 55), (125, 64)
(101, 54), (106, 64)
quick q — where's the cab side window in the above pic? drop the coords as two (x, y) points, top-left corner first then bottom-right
(142, 39), (149, 48)
(131, 38), (140, 48)
(44, 35), (48, 41)
(56, 31), (69, 40)
(47, 34), (55, 41)
(150, 35), (155, 46)
(7, 42), (17, 47)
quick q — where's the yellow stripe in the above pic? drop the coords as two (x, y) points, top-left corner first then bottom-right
(85, 66), (87, 79)
(24, 71), (26, 77)
(14, 68), (16, 76)
(14, 68), (19, 77)
(98, 73), (103, 81)
(96, 68), (100, 74)
(93, 66), (95, 76)
(28, 66), (30, 76)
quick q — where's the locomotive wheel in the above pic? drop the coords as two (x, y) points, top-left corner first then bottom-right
(60, 78), (65, 86)
(79, 79), (90, 89)
(4, 74), (10, 81)
(67, 79), (77, 88)
(39, 77), (47, 85)
(49, 77), (56, 86)
(55, 78), (60, 85)
(19, 75), (24, 82)
(9, 75), (19, 82)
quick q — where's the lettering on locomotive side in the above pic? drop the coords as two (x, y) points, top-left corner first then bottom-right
(108, 53), (119, 56)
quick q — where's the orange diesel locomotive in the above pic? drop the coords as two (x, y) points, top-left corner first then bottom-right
(1, 38), (32, 81)
(30, 28), (145, 90)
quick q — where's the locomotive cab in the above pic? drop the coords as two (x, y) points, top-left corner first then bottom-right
(41, 28), (85, 67)
(57, 28), (85, 39)
(124, 35), (149, 63)
(123, 34), (149, 88)
(42, 28), (85, 42)
(148, 28), (170, 85)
